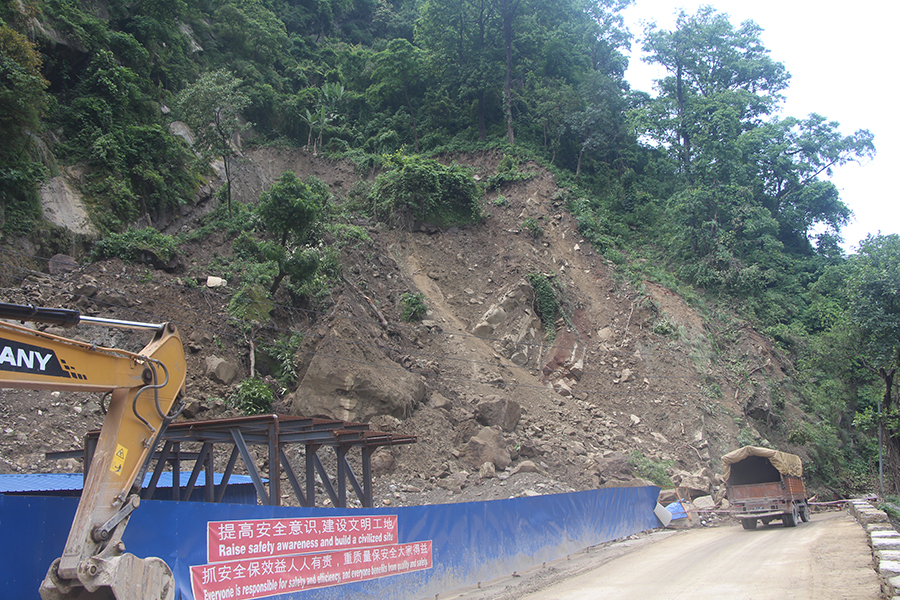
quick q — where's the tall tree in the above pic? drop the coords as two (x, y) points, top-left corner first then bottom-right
(368, 39), (426, 152)
(499, 0), (521, 145)
(416, 0), (499, 141)
(846, 234), (900, 491)
(634, 6), (875, 291)
(639, 6), (789, 180)
(746, 115), (874, 246)
(255, 171), (325, 296)
(175, 69), (250, 217)
(417, 0), (631, 146)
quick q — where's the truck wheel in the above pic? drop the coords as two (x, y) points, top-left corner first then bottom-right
(741, 518), (758, 530)
(799, 503), (810, 522)
(783, 504), (799, 528)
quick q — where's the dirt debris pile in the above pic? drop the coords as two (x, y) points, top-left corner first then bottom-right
(0, 148), (809, 509)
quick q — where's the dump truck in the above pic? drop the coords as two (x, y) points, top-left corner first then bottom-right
(0, 302), (186, 599)
(722, 446), (810, 529)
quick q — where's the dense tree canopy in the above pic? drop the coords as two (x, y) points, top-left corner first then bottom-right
(629, 6), (875, 321)
(0, 23), (48, 230)
(254, 171), (326, 296)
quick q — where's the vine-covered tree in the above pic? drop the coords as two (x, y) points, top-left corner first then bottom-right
(416, 0), (500, 141)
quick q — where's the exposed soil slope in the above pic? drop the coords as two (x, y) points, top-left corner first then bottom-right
(1, 148), (808, 509)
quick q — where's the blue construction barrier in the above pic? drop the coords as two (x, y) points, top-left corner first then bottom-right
(1, 485), (660, 599)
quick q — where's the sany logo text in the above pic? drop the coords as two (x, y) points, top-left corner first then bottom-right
(0, 346), (53, 371)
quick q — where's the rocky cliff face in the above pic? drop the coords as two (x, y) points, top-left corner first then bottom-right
(3, 147), (806, 508)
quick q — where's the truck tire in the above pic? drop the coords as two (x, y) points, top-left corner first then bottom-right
(799, 503), (810, 522)
(741, 518), (758, 530)
(783, 504), (799, 527)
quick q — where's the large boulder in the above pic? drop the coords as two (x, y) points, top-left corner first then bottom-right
(370, 448), (395, 476)
(672, 470), (712, 498)
(474, 396), (522, 432)
(40, 175), (98, 237)
(288, 306), (426, 422)
(588, 452), (653, 489)
(692, 495), (716, 510)
(205, 356), (239, 385)
(48, 254), (79, 275)
(465, 427), (511, 471)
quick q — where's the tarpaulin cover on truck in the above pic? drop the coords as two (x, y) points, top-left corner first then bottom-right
(721, 446), (803, 483)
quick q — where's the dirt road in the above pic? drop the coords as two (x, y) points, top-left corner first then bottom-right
(452, 511), (881, 600)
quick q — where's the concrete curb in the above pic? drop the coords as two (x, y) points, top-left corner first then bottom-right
(846, 498), (899, 599)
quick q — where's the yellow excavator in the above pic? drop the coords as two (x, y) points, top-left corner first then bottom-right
(0, 302), (186, 600)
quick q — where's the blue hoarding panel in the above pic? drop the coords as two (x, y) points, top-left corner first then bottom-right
(1, 485), (659, 600)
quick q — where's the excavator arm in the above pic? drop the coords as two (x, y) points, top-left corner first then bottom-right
(0, 303), (187, 600)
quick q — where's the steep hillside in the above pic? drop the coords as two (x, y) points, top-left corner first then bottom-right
(0, 148), (811, 507)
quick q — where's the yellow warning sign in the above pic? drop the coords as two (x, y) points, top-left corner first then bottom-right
(110, 444), (127, 475)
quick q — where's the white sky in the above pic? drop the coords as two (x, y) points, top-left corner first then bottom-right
(621, 0), (898, 253)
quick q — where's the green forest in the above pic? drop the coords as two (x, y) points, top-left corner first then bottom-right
(0, 0), (897, 494)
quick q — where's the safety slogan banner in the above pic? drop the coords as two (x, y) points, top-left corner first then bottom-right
(206, 515), (400, 562)
(190, 515), (432, 600)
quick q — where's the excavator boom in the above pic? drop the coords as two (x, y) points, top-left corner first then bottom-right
(0, 303), (187, 600)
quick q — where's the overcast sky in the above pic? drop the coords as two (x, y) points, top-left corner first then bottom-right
(620, 0), (897, 253)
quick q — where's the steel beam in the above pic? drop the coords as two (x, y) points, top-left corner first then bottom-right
(279, 446), (307, 507)
(231, 428), (270, 505)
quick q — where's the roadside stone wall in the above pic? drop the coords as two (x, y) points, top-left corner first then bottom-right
(847, 498), (900, 599)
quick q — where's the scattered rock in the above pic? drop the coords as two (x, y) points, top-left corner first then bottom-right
(429, 392), (452, 411)
(568, 440), (586, 455)
(516, 441), (544, 459)
(465, 427), (511, 471)
(692, 495), (715, 510)
(47, 254), (79, 276)
(658, 489), (679, 504)
(205, 356), (239, 385)
(94, 289), (133, 309)
(478, 462), (496, 479)
(472, 322), (494, 338)
(553, 380), (573, 397)
(180, 399), (208, 419)
(512, 460), (543, 475)
(371, 448), (395, 476)
(483, 306), (508, 325)
(73, 281), (98, 297)
(510, 351), (528, 366)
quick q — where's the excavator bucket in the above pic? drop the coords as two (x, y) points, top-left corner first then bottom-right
(40, 554), (174, 600)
